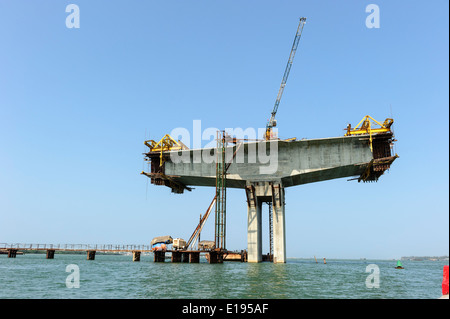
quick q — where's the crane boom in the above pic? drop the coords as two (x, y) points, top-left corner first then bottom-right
(265, 17), (306, 140)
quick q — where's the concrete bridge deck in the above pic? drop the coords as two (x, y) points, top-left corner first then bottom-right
(143, 133), (396, 193)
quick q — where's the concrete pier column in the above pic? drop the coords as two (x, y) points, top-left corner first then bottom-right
(46, 249), (55, 259)
(132, 251), (141, 262)
(272, 184), (286, 263)
(246, 181), (286, 263)
(246, 184), (262, 263)
(154, 251), (165, 262)
(7, 249), (17, 258)
(86, 250), (96, 260)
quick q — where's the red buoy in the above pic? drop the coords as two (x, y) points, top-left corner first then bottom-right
(443, 265), (449, 296)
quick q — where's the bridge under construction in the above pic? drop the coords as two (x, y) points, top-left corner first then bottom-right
(141, 17), (398, 263)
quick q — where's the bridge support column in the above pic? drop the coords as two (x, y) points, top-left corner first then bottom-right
(246, 181), (286, 263)
(272, 184), (286, 263)
(246, 184), (262, 263)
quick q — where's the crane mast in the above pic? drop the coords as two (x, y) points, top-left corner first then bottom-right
(265, 17), (306, 140)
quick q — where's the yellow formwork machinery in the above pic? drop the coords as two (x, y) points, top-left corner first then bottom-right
(345, 115), (398, 182)
(345, 115), (394, 152)
(144, 134), (188, 166)
(142, 134), (191, 193)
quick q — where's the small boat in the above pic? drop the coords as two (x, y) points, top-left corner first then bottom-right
(395, 260), (404, 269)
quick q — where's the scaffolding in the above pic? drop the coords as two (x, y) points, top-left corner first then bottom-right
(268, 202), (273, 257)
(215, 131), (227, 250)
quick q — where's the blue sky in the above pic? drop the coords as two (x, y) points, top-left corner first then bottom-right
(0, 0), (448, 259)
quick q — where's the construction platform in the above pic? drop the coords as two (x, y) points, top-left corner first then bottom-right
(153, 250), (247, 263)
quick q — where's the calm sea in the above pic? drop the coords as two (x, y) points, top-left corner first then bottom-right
(0, 253), (446, 299)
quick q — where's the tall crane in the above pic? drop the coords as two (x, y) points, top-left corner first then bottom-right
(265, 17), (307, 140)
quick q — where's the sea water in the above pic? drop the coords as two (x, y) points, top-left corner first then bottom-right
(0, 254), (446, 299)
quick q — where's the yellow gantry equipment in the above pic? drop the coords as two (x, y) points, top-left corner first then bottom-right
(345, 115), (394, 152)
(144, 134), (186, 166)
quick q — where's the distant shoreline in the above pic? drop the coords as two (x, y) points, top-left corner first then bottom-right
(286, 256), (449, 261)
(401, 256), (449, 262)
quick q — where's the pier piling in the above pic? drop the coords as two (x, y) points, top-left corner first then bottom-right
(87, 250), (96, 260)
(208, 251), (224, 264)
(171, 251), (181, 262)
(189, 252), (200, 263)
(46, 249), (55, 259)
(154, 251), (165, 262)
(181, 252), (190, 263)
(132, 251), (141, 262)
(7, 249), (17, 258)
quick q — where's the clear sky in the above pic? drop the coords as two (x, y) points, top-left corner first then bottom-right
(0, 0), (448, 259)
